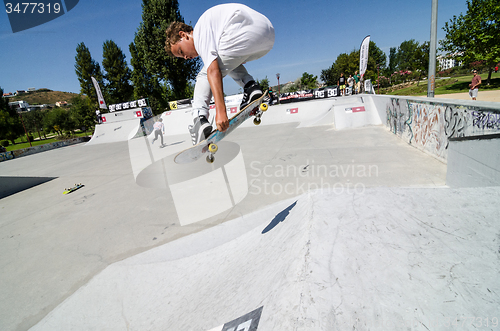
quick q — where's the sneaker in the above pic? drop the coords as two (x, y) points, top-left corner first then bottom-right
(240, 81), (263, 110)
(188, 115), (212, 145)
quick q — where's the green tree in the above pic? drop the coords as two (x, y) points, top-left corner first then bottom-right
(102, 40), (134, 105)
(257, 77), (270, 91)
(69, 95), (94, 133)
(320, 64), (336, 86)
(44, 108), (74, 136)
(364, 41), (387, 82)
(300, 72), (318, 89)
(0, 88), (10, 111)
(22, 109), (45, 140)
(388, 47), (397, 75)
(321, 52), (350, 86)
(75, 42), (104, 107)
(414, 41), (430, 85)
(395, 39), (420, 71)
(129, 41), (163, 113)
(130, 0), (201, 114)
(321, 41), (386, 85)
(440, 0), (500, 84)
(0, 87), (24, 144)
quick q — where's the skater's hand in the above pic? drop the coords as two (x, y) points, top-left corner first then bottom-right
(216, 112), (229, 132)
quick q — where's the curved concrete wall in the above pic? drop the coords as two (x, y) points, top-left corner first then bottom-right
(446, 134), (500, 187)
(367, 94), (500, 162)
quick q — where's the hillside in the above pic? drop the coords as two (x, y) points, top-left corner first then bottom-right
(8, 89), (85, 105)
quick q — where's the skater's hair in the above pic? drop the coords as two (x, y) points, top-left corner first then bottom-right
(165, 22), (193, 57)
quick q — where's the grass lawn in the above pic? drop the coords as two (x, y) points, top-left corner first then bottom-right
(383, 71), (500, 96)
(4, 131), (93, 152)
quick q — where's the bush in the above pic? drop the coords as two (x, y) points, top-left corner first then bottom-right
(377, 76), (391, 88)
(60, 130), (74, 140)
(1, 140), (9, 148)
(391, 70), (414, 84)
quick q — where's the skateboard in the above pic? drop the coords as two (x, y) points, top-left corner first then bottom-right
(63, 183), (84, 195)
(174, 91), (269, 164)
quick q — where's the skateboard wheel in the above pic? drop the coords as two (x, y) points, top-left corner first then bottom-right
(253, 118), (261, 125)
(260, 103), (268, 112)
(208, 143), (218, 153)
(206, 154), (215, 163)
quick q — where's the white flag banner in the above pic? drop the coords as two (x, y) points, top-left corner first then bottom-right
(359, 35), (370, 78)
(91, 76), (107, 109)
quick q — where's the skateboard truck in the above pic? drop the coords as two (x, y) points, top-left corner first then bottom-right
(206, 143), (218, 163)
(253, 102), (268, 125)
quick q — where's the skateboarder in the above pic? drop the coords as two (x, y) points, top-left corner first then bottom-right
(165, 3), (275, 145)
(152, 118), (165, 146)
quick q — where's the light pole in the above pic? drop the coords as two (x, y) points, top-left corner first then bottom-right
(276, 73), (280, 104)
(427, 0), (438, 97)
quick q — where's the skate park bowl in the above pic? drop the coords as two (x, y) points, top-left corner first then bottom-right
(1, 93), (499, 330)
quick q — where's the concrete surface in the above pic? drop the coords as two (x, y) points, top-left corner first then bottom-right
(29, 188), (500, 330)
(0, 95), (498, 331)
(435, 90), (500, 102)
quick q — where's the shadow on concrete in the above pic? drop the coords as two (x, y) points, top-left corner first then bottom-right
(0, 177), (57, 199)
(262, 200), (297, 234)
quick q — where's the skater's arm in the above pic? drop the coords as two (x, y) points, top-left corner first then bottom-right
(207, 59), (229, 132)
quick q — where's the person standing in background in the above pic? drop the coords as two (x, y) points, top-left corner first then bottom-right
(469, 70), (482, 101)
(338, 73), (346, 96)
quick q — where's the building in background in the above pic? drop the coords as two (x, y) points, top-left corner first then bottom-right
(8, 100), (29, 112)
(438, 52), (463, 71)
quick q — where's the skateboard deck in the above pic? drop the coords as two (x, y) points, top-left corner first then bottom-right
(175, 91), (268, 164)
(63, 183), (84, 195)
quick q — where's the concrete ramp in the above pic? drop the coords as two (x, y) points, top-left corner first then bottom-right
(240, 98), (335, 128)
(87, 108), (149, 145)
(158, 96), (377, 138)
(159, 97), (337, 138)
(86, 120), (141, 145)
(30, 187), (500, 330)
(332, 96), (381, 129)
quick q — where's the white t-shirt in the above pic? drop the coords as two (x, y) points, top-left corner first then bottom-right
(153, 121), (164, 132)
(193, 3), (274, 68)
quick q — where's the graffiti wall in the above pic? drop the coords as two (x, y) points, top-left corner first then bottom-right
(386, 98), (500, 161)
(0, 137), (88, 163)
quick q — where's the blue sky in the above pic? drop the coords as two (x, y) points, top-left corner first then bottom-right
(0, 0), (467, 97)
